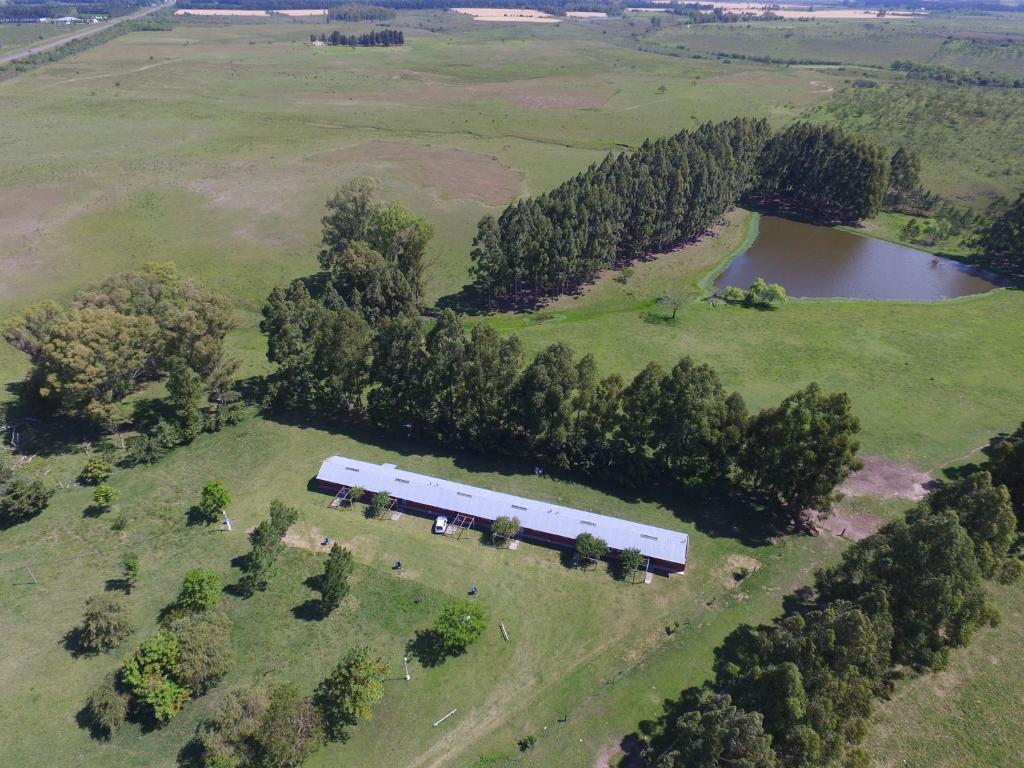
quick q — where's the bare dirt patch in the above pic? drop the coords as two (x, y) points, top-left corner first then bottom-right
(327, 141), (524, 206)
(841, 454), (933, 501)
(282, 527), (327, 551)
(815, 509), (882, 542)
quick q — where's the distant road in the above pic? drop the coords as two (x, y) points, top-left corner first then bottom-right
(0, 2), (171, 67)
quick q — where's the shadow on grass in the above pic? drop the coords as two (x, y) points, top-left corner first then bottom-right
(105, 578), (132, 594)
(185, 505), (212, 527)
(75, 703), (112, 742)
(405, 629), (448, 668)
(61, 627), (94, 659)
(291, 574), (326, 621)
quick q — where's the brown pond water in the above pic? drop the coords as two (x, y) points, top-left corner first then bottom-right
(715, 215), (1002, 300)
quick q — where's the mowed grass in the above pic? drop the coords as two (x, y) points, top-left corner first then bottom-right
(0, 413), (849, 768)
(0, 14), (1023, 768)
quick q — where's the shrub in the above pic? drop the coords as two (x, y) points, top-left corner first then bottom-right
(0, 468), (53, 529)
(319, 545), (354, 617)
(620, 546), (645, 578)
(79, 455), (113, 485)
(367, 490), (392, 519)
(78, 594), (133, 653)
(83, 673), (128, 740)
(92, 484), (117, 512)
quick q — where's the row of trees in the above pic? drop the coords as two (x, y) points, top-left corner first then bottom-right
(972, 191), (1024, 276)
(314, 28), (404, 46)
(892, 59), (1024, 89)
(265, 296), (860, 516)
(328, 2), (396, 20)
(469, 119), (889, 303)
(649, 464), (1023, 768)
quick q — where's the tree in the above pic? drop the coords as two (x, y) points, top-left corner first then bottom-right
(198, 480), (231, 523)
(175, 568), (222, 613)
(887, 146), (921, 205)
(122, 630), (191, 722)
(166, 357), (206, 442)
(620, 547), (645, 580)
(490, 515), (521, 545)
(433, 599), (487, 657)
(83, 672), (128, 740)
(974, 192), (1024, 275)
(196, 685), (270, 768)
(314, 646), (388, 740)
(238, 500), (298, 596)
(166, 610), (235, 695)
(79, 454), (113, 485)
(319, 544), (355, 616)
(122, 551), (140, 591)
(92, 483), (117, 513)
(899, 217), (922, 242)
(250, 683), (324, 768)
(367, 491), (392, 519)
(660, 692), (778, 768)
(985, 421), (1024, 514)
(0, 466), (53, 529)
(658, 293), (684, 320)
(741, 383), (861, 518)
(78, 593), (134, 653)
(575, 532), (608, 564)
(915, 471), (1020, 582)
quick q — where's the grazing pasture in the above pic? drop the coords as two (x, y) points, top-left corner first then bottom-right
(0, 10), (1023, 768)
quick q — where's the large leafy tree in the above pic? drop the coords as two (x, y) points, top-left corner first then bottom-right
(0, 463), (53, 530)
(367, 316), (429, 431)
(453, 324), (522, 450)
(433, 599), (487, 657)
(741, 383), (861, 517)
(250, 683), (324, 768)
(659, 692), (778, 768)
(121, 631), (190, 722)
(515, 342), (579, 468)
(314, 646), (388, 740)
(238, 500), (298, 596)
(165, 610), (235, 696)
(974, 192), (1024, 275)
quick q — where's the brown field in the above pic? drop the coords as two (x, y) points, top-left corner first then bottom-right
(452, 7), (561, 22)
(174, 8), (268, 15)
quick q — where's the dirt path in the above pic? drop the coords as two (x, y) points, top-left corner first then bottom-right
(841, 454), (933, 502)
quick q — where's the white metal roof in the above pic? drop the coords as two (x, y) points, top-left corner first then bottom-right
(316, 456), (688, 565)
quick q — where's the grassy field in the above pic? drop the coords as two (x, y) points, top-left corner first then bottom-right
(1, 11), (1023, 768)
(0, 21), (83, 49)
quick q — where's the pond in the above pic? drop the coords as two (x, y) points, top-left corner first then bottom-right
(714, 215), (1002, 300)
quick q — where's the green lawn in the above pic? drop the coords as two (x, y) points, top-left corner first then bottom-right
(1, 12), (1023, 768)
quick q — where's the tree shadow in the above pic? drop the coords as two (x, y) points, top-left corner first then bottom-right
(176, 736), (205, 768)
(75, 702), (112, 742)
(185, 505), (211, 527)
(105, 578), (132, 594)
(82, 504), (107, 519)
(640, 311), (681, 327)
(62, 626), (94, 659)
(405, 629), (447, 668)
(615, 733), (647, 768)
(291, 599), (325, 621)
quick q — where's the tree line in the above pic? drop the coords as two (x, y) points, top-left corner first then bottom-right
(328, 2), (395, 21)
(892, 59), (1024, 89)
(176, 0), (621, 14)
(469, 119), (889, 304)
(262, 182), (862, 520)
(313, 28), (404, 46)
(645, 453), (1023, 768)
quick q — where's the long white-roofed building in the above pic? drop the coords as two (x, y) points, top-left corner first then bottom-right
(315, 455), (689, 574)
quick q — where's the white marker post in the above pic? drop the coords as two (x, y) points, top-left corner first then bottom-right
(403, 656), (411, 681)
(223, 512), (232, 532)
(433, 709), (457, 728)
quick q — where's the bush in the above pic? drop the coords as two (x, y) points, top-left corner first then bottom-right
(78, 594), (133, 653)
(433, 599), (487, 657)
(92, 484), (117, 512)
(173, 568), (222, 614)
(0, 466), (54, 529)
(79, 455), (113, 485)
(196, 686), (270, 767)
(250, 683), (324, 768)
(367, 490), (392, 519)
(83, 673), (128, 740)
(319, 544), (354, 617)
(620, 546), (645, 578)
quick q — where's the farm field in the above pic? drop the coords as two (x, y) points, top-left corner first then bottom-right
(1, 9), (1023, 768)
(0, 20), (84, 49)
